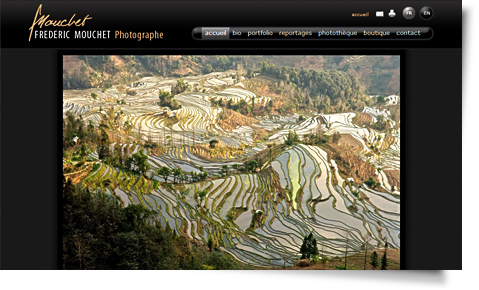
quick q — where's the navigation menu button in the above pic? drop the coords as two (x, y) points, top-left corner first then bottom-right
(201, 27), (230, 40)
(420, 6), (434, 20)
(403, 7), (416, 20)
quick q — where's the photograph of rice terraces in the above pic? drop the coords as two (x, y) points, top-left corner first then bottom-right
(62, 55), (400, 270)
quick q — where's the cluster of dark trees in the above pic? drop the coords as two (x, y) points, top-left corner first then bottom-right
(369, 114), (389, 132)
(63, 177), (250, 269)
(258, 61), (373, 113)
(299, 232), (391, 270)
(300, 233), (319, 259)
(63, 112), (99, 148)
(364, 177), (381, 189)
(211, 96), (271, 116)
(284, 130), (299, 146)
(125, 151), (151, 176)
(157, 166), (207, 184)
(302, 132), (332, 146)
(63, 112), (104, 167)
(190, 170), (208, 182)
(158, 90), (180, 110)
(171, 79), (189, 95)
(95, 128), (150, 175)
(369, 245), (389, 270)
(226, 99), (249, 114)
(244, 160), (258, 173)
(158, 79), (189, 110)
(156, 161), (257, 184)
(227, 99), (256, 116)
(63, 110), (152, 177)
(283, 129), (334, 147)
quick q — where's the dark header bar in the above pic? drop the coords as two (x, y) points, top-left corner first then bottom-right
(193, 27), (433, 40)
(1, 1), (460, 49)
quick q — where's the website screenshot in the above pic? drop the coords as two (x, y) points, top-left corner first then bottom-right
(0, 0), (462, 272)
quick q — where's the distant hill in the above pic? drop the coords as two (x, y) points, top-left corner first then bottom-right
(63, 55), (400, 96)
(249, 55), (400, 95)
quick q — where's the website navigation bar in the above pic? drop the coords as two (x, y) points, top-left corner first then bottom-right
(193, 27), (433, 40)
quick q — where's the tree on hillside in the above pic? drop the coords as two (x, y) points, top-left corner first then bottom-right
(299, 233), (319, 260)
(202, 63), (213, 74)
(123, 121), (133, 135)
(284, 130), (299, 146)
(209, 139), (219, 149)
(246, 69), (254, 79)
(267, 143), (273, 159)
(370, 251), (379, 269)
(381, 251), (388, 270)
(232, 163), (239, 172)
(115, 145), (124, 166)
(97, 129), (111, 160)
(207, 237), (214, 251)
(376, 96), (386, 108)
(159, 90), (172, 103)
(247, 160), (258, 172)
(199, 171), (208, 181)
(173, 168), (182, 184)
(77, 122), (85, 139)
(172, 79), (189, 95)
(381, 242), (388, 270)
(266, 99), (273, 113)
(80, 144), (88, 160)
(221, 165), (229, 176)
(158, 90), (180, 110)
(198, 190), (207, 204)
(125, 151), (150, 176)
(158, 166), (171, 182)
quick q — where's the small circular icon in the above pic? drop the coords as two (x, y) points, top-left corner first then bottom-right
(403, 7), (416, 20)
(420, 6), (434, 20)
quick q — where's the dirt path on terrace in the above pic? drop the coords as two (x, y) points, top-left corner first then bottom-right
(64, 162), (94, 184)
(337, 134), (364, 153)
(323, 143), (377, 184)
(218, 109), (259, 131)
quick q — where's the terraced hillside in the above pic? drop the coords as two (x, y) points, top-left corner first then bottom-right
(63, 58), (400, 269)
(71, 142), (399, 267)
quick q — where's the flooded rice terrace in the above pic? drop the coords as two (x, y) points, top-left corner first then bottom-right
(64, 70), (400, 267)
